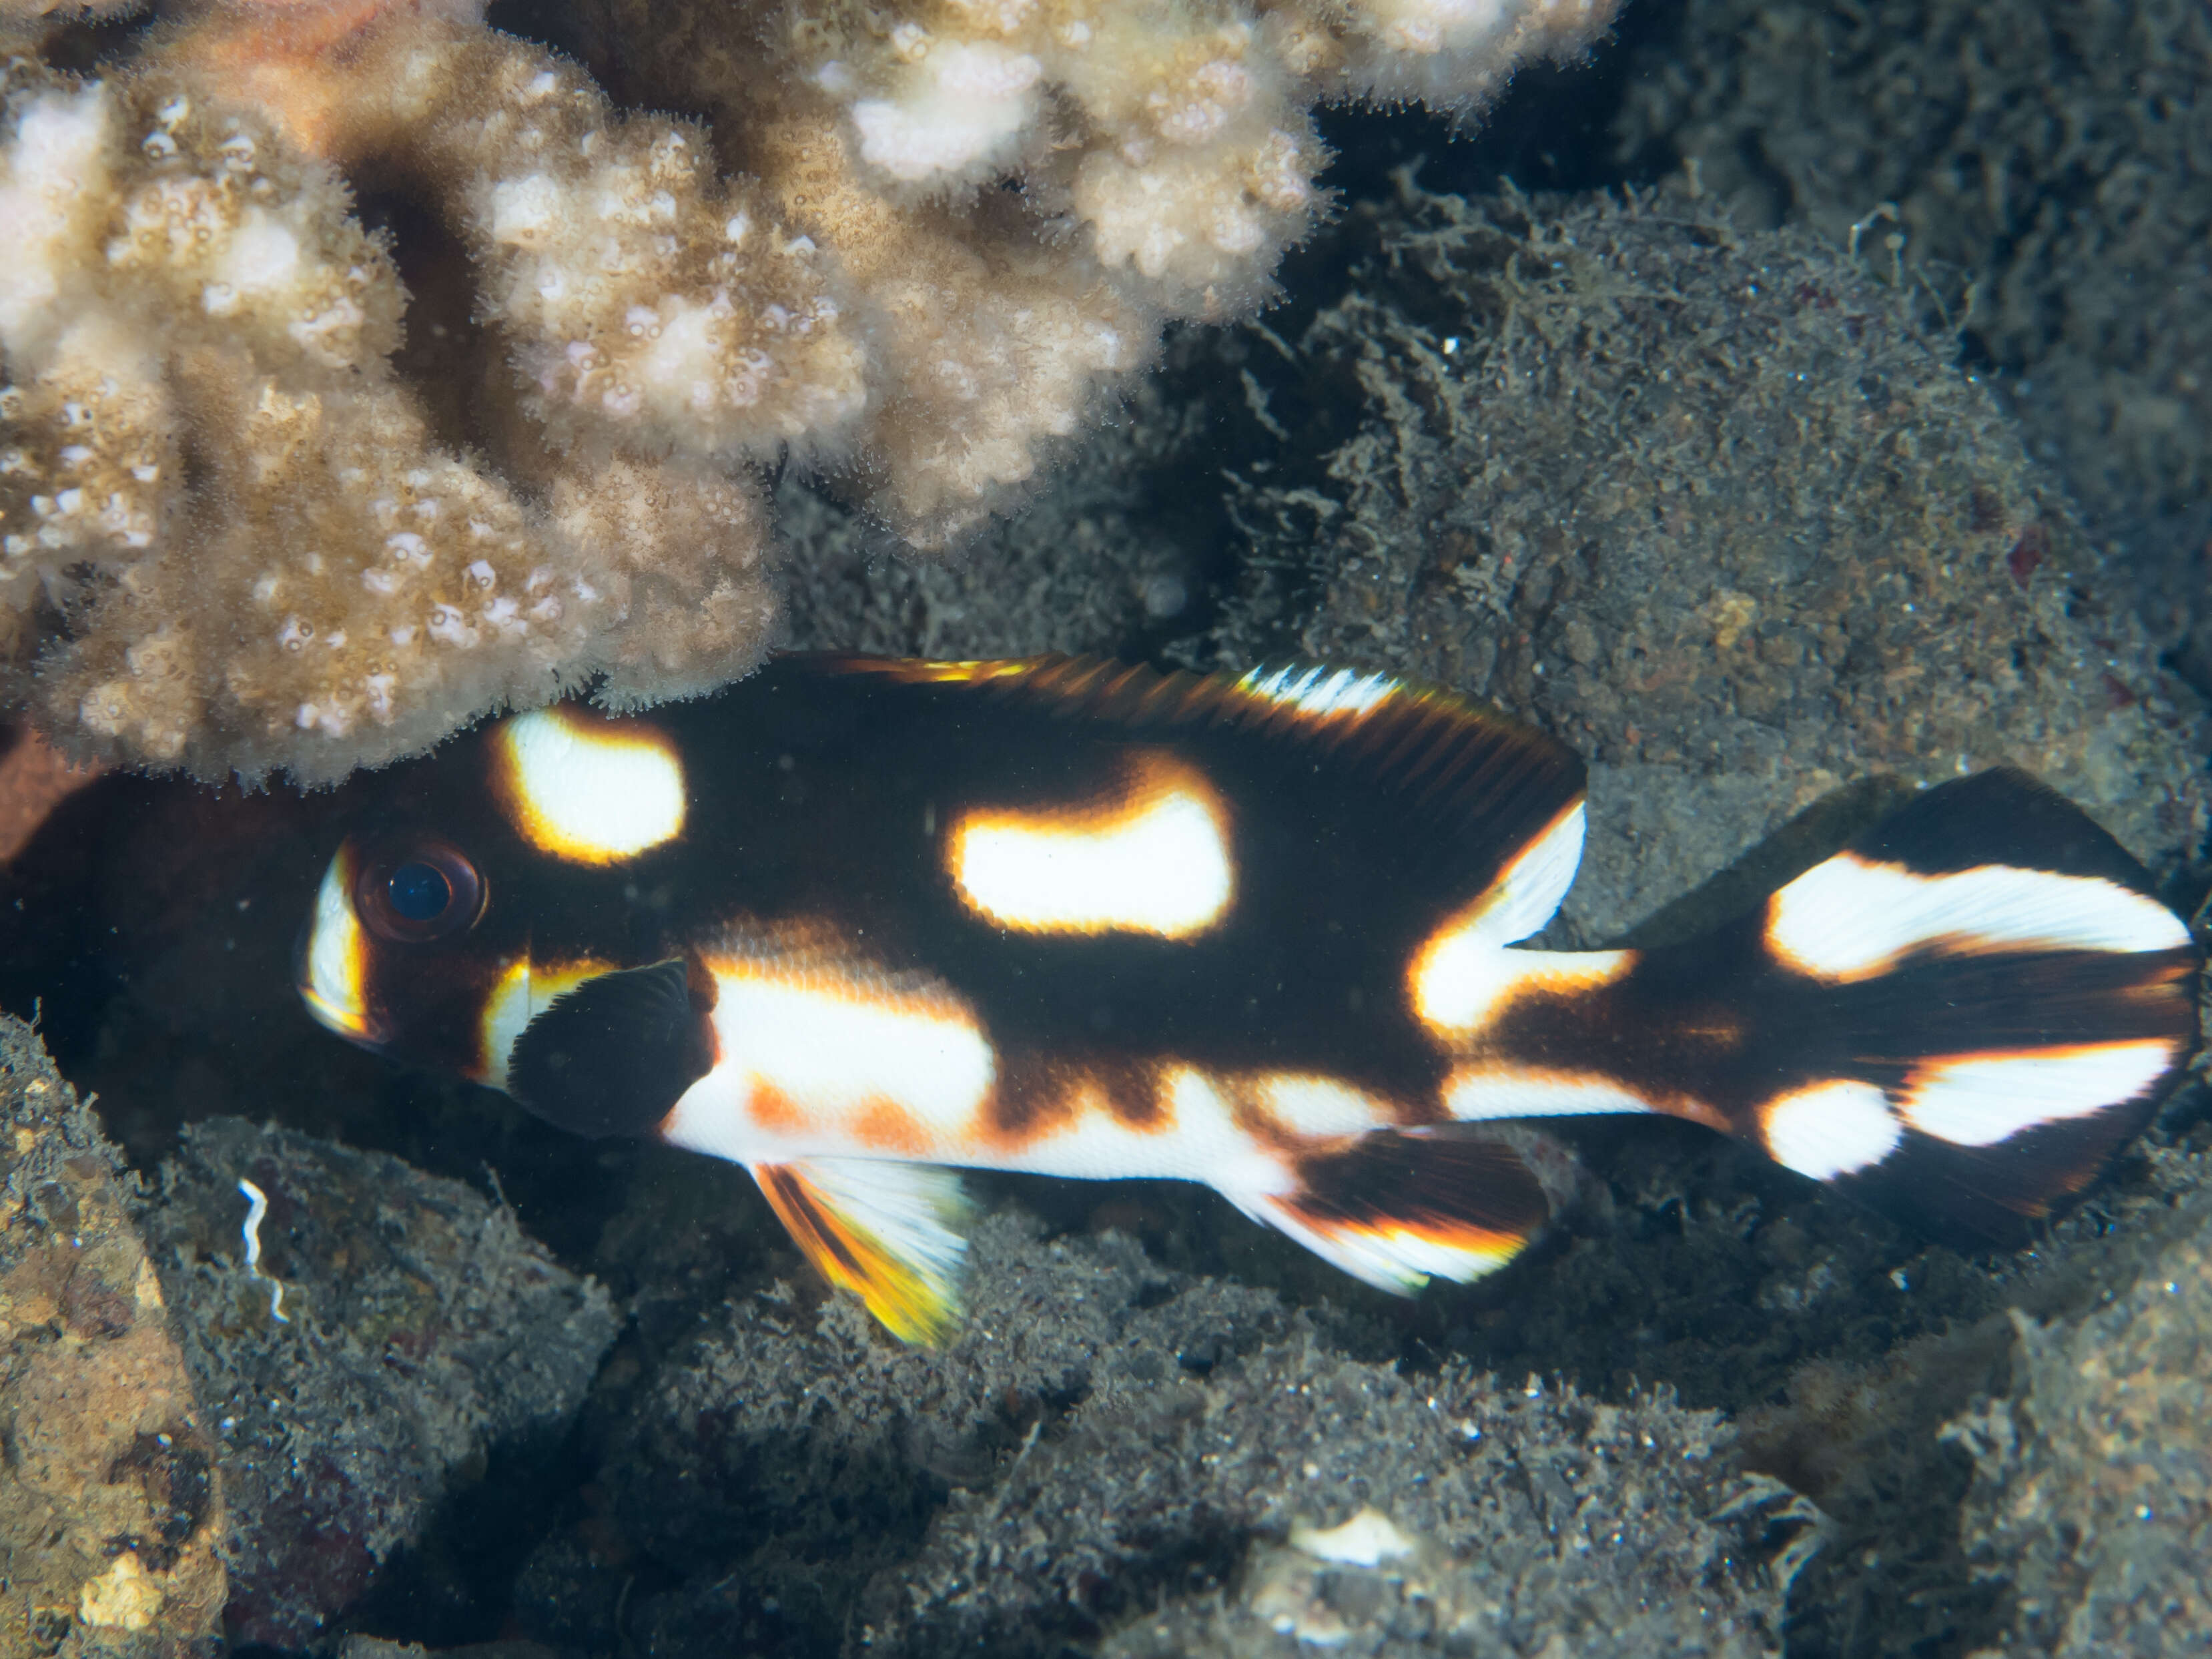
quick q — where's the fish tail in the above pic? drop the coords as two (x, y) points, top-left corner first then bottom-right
(1433, 768), (2200, 1243)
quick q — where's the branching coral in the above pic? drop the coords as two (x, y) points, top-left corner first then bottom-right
(0, 49), (778, 778)
(0, 0), (1613, 782)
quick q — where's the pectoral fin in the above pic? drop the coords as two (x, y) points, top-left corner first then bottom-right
(506, 958), (715, 1137)
(749, 1156), (972, 1343)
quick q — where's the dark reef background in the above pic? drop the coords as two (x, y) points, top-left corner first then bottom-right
(4, 3), (2210, 1657)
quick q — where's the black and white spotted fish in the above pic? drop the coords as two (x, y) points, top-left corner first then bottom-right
(296, 655), (2201, 1341)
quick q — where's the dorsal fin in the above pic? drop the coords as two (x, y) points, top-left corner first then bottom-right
(788, 653), (1588, 940)
(801, 653), (1582, 818)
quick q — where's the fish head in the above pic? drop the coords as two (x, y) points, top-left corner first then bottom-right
(297, 701), (693, 1092)
(296, 816), (510, 1072)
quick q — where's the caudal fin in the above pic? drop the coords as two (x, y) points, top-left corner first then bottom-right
(1435, 769), (2200, 1243)
(1752, 768), (2199, 1237)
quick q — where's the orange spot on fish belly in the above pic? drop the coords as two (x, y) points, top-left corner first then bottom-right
(851, 1098), (932, 1156)
(699, 946), (996, 1144)
(748, 1084), (809, 1134)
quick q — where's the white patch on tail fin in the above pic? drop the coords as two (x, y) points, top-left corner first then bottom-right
(1758, 1079), (1902, 1181)
(1766, 855), (2188, 982)
(1899, 1039), (2181, 1148)
(747, 1157), (971, 1343)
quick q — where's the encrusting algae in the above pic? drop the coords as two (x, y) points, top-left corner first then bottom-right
(0, 0), (1615, 783)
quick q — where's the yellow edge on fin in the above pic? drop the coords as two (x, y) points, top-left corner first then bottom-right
(749, 1158), (971, 1345)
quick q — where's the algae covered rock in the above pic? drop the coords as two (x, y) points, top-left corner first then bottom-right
(778, 341), (1232, 666)
(136, 1118), (619, 1648)
(867, 1325), (1801, 1658)
(540, 1211), (1294, 1656)
(519, 1210), (1803, 1659)
(0, 1016), (226, 1659)
(1944, 1185), (2212, 1656)
(1207, 186), (2209, 944)
(1615, 0), (2212, 655)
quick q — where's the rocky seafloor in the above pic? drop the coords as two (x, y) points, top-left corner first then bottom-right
(5, 5), (2212, 1659)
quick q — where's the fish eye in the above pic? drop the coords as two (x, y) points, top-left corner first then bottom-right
(356, 840), (486, 944)
(388, 861), (453, 922)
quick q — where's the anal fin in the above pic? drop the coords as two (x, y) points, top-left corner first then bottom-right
(749, 1157), (972, 1344)
(1239, 1130), (1551, 1296)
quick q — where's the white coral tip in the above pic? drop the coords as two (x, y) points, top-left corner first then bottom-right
(851, 43), (1044, 183)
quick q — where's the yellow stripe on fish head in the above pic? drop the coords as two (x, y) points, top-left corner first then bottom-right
(298, 841), (379, 1044)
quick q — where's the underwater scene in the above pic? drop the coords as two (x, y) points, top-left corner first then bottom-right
(3, 0), (2209, 1656)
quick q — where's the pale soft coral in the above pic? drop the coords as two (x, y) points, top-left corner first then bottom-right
(54, 361), (609, 772)
(585, 0), (1615, 545)
(758, 0), (1326, 314)
(0, 0), (1615, 781)
(0, 68), (450, 775)
(354, 25), (875, 463)
(735, 95), (1156, 545)
(0, 58), (775, 780)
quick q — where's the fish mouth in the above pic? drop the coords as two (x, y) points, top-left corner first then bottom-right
(295, 843), (387, 1048)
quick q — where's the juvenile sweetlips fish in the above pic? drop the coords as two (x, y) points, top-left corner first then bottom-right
(298, 655), (2202, 1341)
